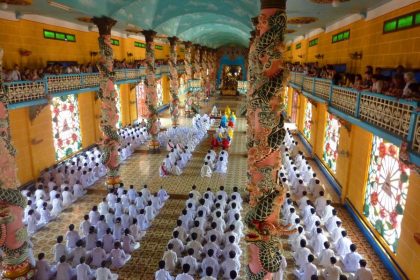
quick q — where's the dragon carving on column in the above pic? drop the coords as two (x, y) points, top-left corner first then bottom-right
(245, 1), (293, 279)
(142, 30), (160, 151)
(168, 37), (180, 127)
(0, 48), (35, 279)
(92, 16), (121, 185)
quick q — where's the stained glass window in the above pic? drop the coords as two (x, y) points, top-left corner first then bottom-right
(114, 85), (122, 128)
(283, 86), (289, 113)
(322, 113), (341, 173)
(136, 81), (148, 119)
(157, 79), (163, 107)
(303, 101), (312, 141)
(363, 136), (410, 252)
(50, 95), (82, 160)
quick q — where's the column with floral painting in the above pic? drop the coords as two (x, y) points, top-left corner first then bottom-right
(142, 30), (160, 151)
(168, 36), (180, 127)
(92, 16), (121, 185)
(0, 48), (35, 280)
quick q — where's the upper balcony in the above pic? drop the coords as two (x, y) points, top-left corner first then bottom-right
(2, 64), (185, 109)
(289, 72), (420, 166)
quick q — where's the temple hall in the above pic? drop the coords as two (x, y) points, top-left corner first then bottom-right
(0, 0), (419, 279)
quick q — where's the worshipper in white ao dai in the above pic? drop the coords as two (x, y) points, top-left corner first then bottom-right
(155, 260), (174, 280)
(201, 162), (212, 177)
(35, 253), (56, 280)
(162, 243), (178, 273)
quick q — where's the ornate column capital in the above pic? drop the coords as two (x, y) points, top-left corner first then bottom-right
(168, 36), (178, 47)
(184, 41), (192, 48)
(142, 30), (157, 43)
(260, 0), (286, 10)
(92, 16), (117, 35)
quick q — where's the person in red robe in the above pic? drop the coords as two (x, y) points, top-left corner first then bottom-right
(211, 136), (219, 149)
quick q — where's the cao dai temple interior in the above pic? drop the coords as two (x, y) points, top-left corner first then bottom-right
(0, 0), (419, 279)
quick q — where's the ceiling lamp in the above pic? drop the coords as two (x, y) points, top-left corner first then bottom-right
(309, 0), (350, 5)
(0, 0), (31, 6)
(287, 17), (318, 25)
(48, 1), (71, 11)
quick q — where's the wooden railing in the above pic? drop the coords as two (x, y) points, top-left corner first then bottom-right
(289, 72), (420, 159)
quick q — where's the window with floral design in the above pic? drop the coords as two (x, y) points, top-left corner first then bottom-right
(157, 79), (163, 107)
(283, 86), (289, 112)
(114, 85), (122, 128)
(303, 101), (312, 141)
(50, 95), (82, 160)
(136, 80), (147, 119)
(363, 136), (410, 252)
(322, 113), (341, 173)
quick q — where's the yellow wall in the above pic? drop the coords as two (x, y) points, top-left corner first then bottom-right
(287, 2), (420, 73)
(78, 92), (97, 148)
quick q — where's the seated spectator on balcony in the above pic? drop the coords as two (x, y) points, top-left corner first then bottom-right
(360, 72), (373, 90)
(371, 74), (384, 93)
(365, 65), (373, 74)
(402, 72), (417, 98)
(404, 83), (419, 101)
(352, 74), (363, 90)
(344, 73), (355, 87)
(385, 74), (405, 97)
(10, 64), (21, 81)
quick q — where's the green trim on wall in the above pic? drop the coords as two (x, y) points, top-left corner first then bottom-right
(309, 38), (319, 47)
(155, 45), (163, 50)
(134, 41), (146, 48)
(332, 30), (350, 44)
(43, 29), (76, 42)
(111, 39), (120, 46)
(296, 43), (302, 50)
(383, 10), (420, 33)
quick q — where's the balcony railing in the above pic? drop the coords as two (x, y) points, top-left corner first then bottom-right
(1, 64), (186, 105)
(238, 81), (249, 95)
(288, 72), (420, 159)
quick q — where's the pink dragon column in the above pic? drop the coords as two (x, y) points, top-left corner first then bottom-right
(92, 17), (121, 185)
(0, 48), (35, 279)
(168, 37), (180, 127)
(244, 1), (294, 279)
(142, 30), (160, 152)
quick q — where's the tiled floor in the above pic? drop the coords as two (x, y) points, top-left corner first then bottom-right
(30, 96), (391, 279)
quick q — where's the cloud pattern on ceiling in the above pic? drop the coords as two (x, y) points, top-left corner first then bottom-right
(55, 0), (392, 48)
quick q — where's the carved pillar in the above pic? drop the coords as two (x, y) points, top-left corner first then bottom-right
(202, 48), (210, 98)
(193, 44), (201, 80)
(92, 16), (121, 185)
(142, 30), (160, 152)
(211, 50), (218, 94)
(244, 1), (292, 279)
(0, 49), (34, 280)
(168, 36), (179, 127)
(184, 42), (193, 82)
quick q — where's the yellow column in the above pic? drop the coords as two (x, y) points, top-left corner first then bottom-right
(313, 103), (327, 159)
(119, 84), (131, 126)
(161, 74), (170, 105)
(78, 92), (97, 148)
(129, 86), (138, 123)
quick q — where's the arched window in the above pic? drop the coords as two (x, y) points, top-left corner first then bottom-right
(303, 101), (312, 141)
(50, 95), (82, 160)
(363, 136), (410, 252)
(156, 79), (163, 107)
(322, 113), (341, 173)
(114, 85), (122, 128)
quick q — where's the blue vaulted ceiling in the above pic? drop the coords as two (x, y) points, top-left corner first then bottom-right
(4, 0), (393, 48)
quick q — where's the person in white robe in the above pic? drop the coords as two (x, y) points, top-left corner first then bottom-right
(71, 240), (86, 267)
(354, 260), (373, 280)
(155, 260), (174, 280)
(168, 231), (184, 257)
(162, 243), (178, 273)
(158, 186), (170, 203)
(62, 187), (74, 208)
(40, 203), (53, 225)
(73, 181), (86, 200)
(103, 229), (115, 254)
(160, 162), (169, 178)
(110, 242), (130, 269)
(214, 157), (227, 173)
(51, 194), (63, 217)
(201, 162), (212, 178)
(65, 224), (80, 251)
(175, 264), (194, 280)
(90, 241), (108, 268)
(96, 261), (118, 280)
(201, 249), (219, 278)
(220, 251), (241, 279)
(312, 228), (328, 257)
(343, 244), (362, 273)
(272, 255), (287, 280)
(336, 231), (352, 259)
(323, 257), (342, 280)
(314, 191), (327, 216)
(55, 255), (74, 280)
(319, 241), (335, 268)
(321, 200), (334, 223)
(293, 239), (311, 270)
(76, 257), (93, 280)
(172, 162), (182, 176)
(35, 252), (56, 280)
(325, 209), (341, 233)
(145, 201), (156, 222)
(181, 249), (199, 276)
(122, 229), (139, 254)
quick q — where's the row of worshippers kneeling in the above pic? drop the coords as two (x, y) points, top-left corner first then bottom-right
(23, 124), (148, 236)
(155, 185), (243, 280)
(34, 184), (170, 280)
(280, 129), (374, 280)
(200, 148), (229, 177)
